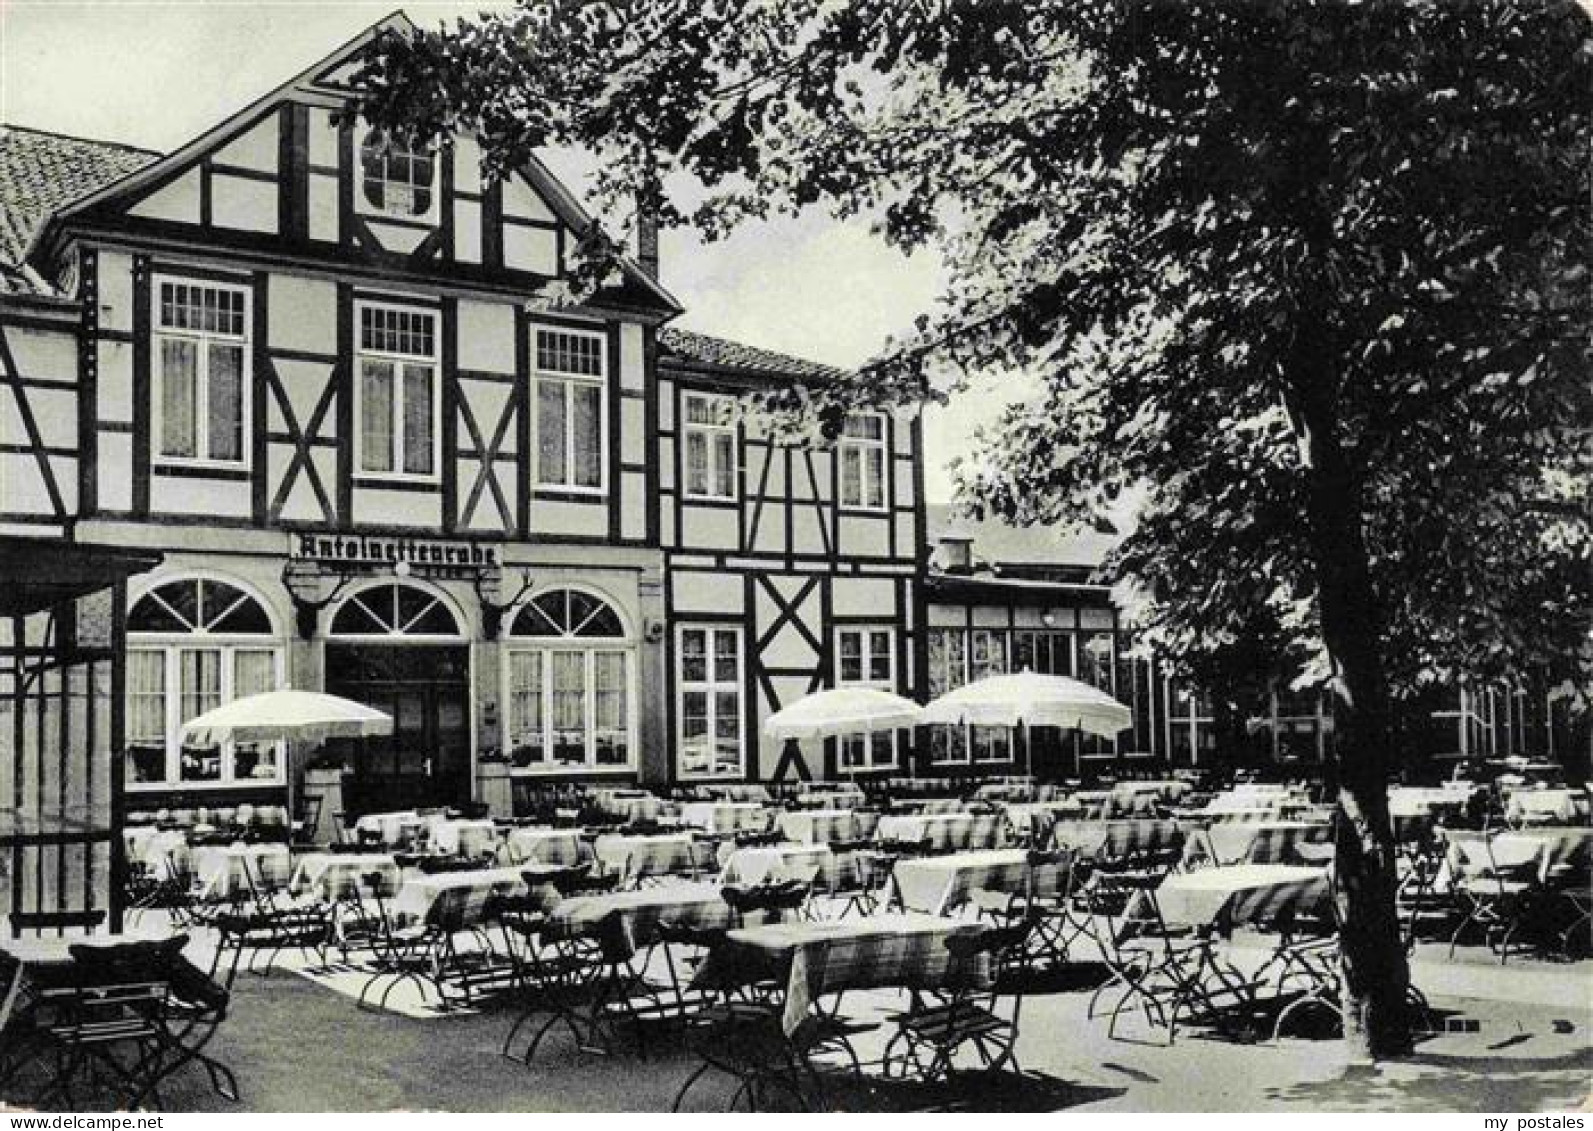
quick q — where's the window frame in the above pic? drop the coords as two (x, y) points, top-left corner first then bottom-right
(353, 300), (442, 483)
(838, 412), (888, 512)
(681, 391), (739, 501)
(150, 274), (251, 471)
(502, 641), (637, 776)
(125, 577), (284, 792)
(925, 625), (1014, 767)
(356, 129), (440, 225)
(676, 624), (745, 781)
(835, 625), (899, 772)
(530, 324), (609, 495)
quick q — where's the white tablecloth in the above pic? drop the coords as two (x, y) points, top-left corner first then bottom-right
(354, 810), (427, 845)
(290, 852), (401, 901)
(890, 848), (1032, 916)
(504, 827), (585, 866)
(389, 866), (531, 925)
(719, 844), (836, 888)
(191, 843), (291, 898)
(1153, 864), (1327, 928)
(428, 818), (499, 856)
(680, 801), (768, 834)
(776, 810), (859, 844)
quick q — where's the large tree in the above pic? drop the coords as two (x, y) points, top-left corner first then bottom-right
(353, 0), (1593, 1057)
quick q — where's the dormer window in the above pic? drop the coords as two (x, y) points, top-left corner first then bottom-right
(358, 129), (437, 222)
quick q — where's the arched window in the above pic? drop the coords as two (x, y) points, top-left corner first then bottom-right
(358, 129), (436, 220)
(504, 589), (634, 773)
(126, 577), (283, 789)
(329, 583), (461, 638)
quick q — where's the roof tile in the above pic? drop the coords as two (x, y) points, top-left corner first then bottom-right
(0, 124), (158, 294)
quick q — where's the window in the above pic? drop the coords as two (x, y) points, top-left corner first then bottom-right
(533, 327), (606, 492)
(329, 583), (461, 638)
(927, 628), (969, 765)
(153, 278), (248, 466)
(925, 627), (1010, 764)
(357, 303), (438, 479)
(1273, 686), (1332, 762)
(358, 129), (437, 220)
(839, 413), (887, 510)
(1012, 630), (1073, 676)
(678, 626), (742, 779)
(126, 577), (283, 789)
(1076, 631), (1116, 758)
(683, 393), (737, 500)
(836, 626), (897, 771)
(504, 589), (634, 772)
(1167, 682), (1216, 766)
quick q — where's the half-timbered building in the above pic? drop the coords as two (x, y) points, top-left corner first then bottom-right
(0, 14), (924, 816)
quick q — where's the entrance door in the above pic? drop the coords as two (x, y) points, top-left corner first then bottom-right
(325, 643), (471, 816)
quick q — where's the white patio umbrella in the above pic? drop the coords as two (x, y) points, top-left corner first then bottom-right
(182, 689), (392, 747)
(763, 687), (923, 741)
(919, 670), (1132, 738)
(182, 690), (393, 840)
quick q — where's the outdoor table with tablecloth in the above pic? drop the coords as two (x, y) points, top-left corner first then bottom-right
(1505, 789), (1590, 826)
(1000, 800), (1084, 839)
(602, 794), (677, 824)
(1187, 821), (1333, 867)
(1483, 826), (1593, 876)
(593, 833), (705, 880)
(190, 843), (291, 898)
(777, 809), (859, 845)
(704, 784), (773, 804)
(680, 801), (769, 835)
(690, 913), (985, 1036)
(354, 810), (429, 845)
(426, 818), (499, 857)
(793, 785), (868, 810)
(504, 827), (586, 866)
(1050, 819), (1182, 860)
(388, 866), (537, 926)
(126, 827), (190, 875)
(542, 882), (732, 959)
(1151, 864), (1329, 931)
(289, 851), (402, 902)
(898, 798), (965, 816)
(876, 813), (1001, 851)
(889, 848), (1040, 916)
(975, 782), (1037, 803)
(718, 843), (841, 889)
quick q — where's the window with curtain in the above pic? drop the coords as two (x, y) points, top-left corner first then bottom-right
(836, 626), (897, 771)
(504, 589), (634, 772)
(678, 626), (742, 779)
(839, 413), (887, 510)
(683, 392), (737, 499)
(927, 628), (970, 765)
(126, 577), (283, 788)
(533, 327), (605, 491)
(154, 279), (247, 465)
(358, 303), (437, 478)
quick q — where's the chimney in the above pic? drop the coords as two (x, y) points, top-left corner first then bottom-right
(935, 534), (975, 573)
(635, 206), (659, 281)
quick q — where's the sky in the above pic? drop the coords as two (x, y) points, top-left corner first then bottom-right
(0, 0), (1023, 503)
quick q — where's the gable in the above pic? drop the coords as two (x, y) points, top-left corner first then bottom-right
(26, 14), (679, 316)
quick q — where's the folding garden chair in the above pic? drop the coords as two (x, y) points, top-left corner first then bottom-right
(1445, 829), (1540, 964)
(881, 917), (1037, 1083)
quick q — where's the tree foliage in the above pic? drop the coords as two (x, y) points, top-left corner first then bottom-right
(355, 0), (1591, 712)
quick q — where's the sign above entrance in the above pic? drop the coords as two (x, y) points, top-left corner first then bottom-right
(293, 533), (500, 569)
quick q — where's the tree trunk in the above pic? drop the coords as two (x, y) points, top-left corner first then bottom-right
(1289, 381), (1413, 1061)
